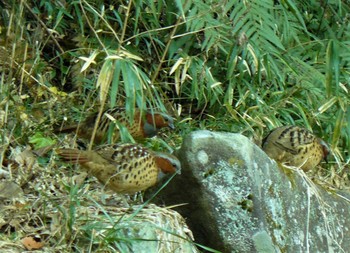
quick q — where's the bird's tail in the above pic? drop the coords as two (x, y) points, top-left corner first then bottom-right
(56, 149), (90, 163)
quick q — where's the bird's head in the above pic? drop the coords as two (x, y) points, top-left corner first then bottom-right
(143, 111), (175, 137)
(146, 112), (175, 129)
(153, 152), (181, 181)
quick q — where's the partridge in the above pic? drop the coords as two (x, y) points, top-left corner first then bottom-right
(262, 125), (328, 171)
(56, 107), (175, 143)
(56, 143), (181, 194)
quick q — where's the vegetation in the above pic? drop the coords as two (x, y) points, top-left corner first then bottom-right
(1, 0), (350, 252)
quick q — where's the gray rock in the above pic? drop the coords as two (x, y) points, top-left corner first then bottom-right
(155, 130), (350, 253)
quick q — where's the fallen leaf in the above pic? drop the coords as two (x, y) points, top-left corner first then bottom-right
(0, 181), (23, 200)
(21, 236), (44, 250)
(13, 146), (37, 170)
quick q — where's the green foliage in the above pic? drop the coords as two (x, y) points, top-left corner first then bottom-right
(29, 133), (56, 149)
(1, 0), (349, 168)
(3, 0), (349, 142)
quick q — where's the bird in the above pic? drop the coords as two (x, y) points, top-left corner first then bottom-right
(56, 143), (181, 194)
(56, 107), (175, 143)
(262, 125), (329, 171)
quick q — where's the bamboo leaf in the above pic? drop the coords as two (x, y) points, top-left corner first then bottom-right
(79, 50), (98, 72)
(332, 109), (344, 147)
(325, 40), (334, 97)
(97, 58), (115, 103)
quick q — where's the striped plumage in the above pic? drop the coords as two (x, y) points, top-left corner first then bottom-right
(56, 143), (181, 194)
(262, 125), (328, 171)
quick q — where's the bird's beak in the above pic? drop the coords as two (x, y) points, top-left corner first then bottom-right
(168, 122), (175, 130)
(176, 168), (181, 175)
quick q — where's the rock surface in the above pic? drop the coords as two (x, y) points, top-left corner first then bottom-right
(155, 130), (350, 253)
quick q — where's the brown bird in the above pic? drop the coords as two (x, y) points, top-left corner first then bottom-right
(56, 143), (181, 194)
(56, 107), (175, 143)
(262, 125), (329, 171)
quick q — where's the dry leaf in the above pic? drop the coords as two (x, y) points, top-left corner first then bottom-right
(13, 146), (37, 170)
(72, 172), (88, 186)
(21, 236), (44, 250)
(0, 181), (23, 200)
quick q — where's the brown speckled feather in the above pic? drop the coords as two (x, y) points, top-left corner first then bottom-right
(56, 143), (181, 194)
(262, 125), (328, 171)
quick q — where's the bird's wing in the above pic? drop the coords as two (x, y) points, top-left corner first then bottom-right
(96, 143), (151, 165)
(273, 127), (315, 155)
